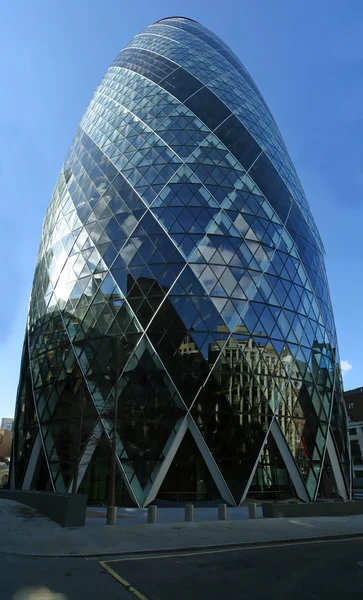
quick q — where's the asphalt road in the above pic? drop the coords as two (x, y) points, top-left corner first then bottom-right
(1, 555), (128, 600)
(3, 537), (363, 599)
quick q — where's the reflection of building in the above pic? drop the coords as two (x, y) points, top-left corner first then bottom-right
(12, 17), (350, 505)
(344, 388), (363, 489)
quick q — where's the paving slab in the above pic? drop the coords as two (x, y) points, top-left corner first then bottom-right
(2, 498), (363, 558)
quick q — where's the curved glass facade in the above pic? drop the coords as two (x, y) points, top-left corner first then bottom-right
(12, 17), (350, 505)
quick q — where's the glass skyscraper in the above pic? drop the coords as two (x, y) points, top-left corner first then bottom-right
(11, 17), (351, 505)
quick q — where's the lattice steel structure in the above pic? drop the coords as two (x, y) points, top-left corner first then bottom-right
(11, 17), (351, 505)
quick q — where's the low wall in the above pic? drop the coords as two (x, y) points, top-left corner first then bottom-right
(0, 490), (87, 527)
(262, 501), (363, 518)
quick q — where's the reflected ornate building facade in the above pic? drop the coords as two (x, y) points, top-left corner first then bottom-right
(11, 17), (350, 505)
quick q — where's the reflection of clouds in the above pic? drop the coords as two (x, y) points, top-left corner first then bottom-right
(198, 238), (216, 261)
(13, 587), (67, 600)
(96, 181), (109, 196)
(193, 237), (270, 305)
(234, 214), (249, 234)
(75, 227), (89, 249)
(49, 248), (68, 286)
(198, 266), (217, 292)
(50, 220), (68, 247)
(211, 282), (224, 296)
(122, 214), (137, 235)
(218, 246), (235, 264)
(53, 254), (78, 302)
(219, 300), (235, 318)
(199, 236), (269, 271)
(254, 245), (269, 268)
(219, 299), (240, 330)
(120, 237), (142, 264)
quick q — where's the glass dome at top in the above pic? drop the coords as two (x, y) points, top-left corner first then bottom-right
(12, 17), (350, 506)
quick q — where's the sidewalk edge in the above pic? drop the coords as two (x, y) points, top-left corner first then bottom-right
(2, 531), (363, 558)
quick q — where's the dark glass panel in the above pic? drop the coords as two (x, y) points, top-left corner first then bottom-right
(247, 432), (295, 500)
(78, 433), (135, 506)
(185, 86), (231, 131)
(31, 447), (53, 491)
(42, 369), (98, 489)
(249, 153), (292, 225)
(117, 340), (185, 489)
(147, 317), (212, 408)
(112, 48), (176, 84)
(215, 115), (261, 170)
(161, 67), (203, 102)
(316, 451), (341, 500)
(156, 430), (222, 504)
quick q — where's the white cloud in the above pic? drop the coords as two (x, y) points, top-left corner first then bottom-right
(341, 360), (353, 374)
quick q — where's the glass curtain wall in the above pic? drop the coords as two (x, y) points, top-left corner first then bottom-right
(11, 17), (350, 505)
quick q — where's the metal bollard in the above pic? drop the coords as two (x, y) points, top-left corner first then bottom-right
(147, 505), (157, 524)
(248, 502), (258, 519)
(218, 503), (227, 520)
(107, 506), (117, 525)
(185, 504), (194, 522)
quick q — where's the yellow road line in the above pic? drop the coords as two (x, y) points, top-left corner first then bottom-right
(99, 560), (149, 600)
(104, 534), (363, 564)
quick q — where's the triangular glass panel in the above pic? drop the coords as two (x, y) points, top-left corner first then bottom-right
(78, 433), (136, 506)
(156, 430), (223, 504)
(247, 431), (297, 501)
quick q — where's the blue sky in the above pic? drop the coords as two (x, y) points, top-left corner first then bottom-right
(0, 0), (362, 418)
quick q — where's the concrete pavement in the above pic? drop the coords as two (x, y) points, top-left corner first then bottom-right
(2, 498), (363, 558)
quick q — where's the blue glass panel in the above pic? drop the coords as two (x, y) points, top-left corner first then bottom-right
(185, 86), (231, 131)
